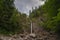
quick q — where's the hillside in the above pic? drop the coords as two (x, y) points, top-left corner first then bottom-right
(0, 0), (60, 40)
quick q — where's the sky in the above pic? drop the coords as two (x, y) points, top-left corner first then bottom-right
(14, 0), (45, 15)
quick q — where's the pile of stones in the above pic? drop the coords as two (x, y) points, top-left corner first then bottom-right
(0, 32), (57, 40)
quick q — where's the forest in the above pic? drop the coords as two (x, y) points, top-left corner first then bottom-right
(0, 0), (60, 40)
(29, 0), (60, 33)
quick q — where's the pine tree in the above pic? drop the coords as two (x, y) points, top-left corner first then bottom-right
(0, 0), (17, 34)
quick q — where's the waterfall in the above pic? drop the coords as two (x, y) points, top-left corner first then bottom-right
(31, 22), (33, 34)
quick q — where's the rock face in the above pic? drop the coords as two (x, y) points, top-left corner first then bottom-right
(0, 21), (58, 40)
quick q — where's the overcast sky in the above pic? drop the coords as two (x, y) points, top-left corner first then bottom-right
(14, 0), (44, 15)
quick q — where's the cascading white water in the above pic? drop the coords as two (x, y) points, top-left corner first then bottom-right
(31, 22), (33, 34)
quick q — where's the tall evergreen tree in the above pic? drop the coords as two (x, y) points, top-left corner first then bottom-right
(0, 0), (17, 34)
(42, 0), (60, 33)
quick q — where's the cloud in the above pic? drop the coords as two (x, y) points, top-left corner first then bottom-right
(14, 0), (44, 15)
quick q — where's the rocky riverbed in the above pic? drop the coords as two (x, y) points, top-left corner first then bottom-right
(0, 22), (58, 40)
(0, 32), (58, 40)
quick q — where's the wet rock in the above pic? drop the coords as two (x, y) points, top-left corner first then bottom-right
(0, 39), (3, 40)
(29, 33), (36, 38)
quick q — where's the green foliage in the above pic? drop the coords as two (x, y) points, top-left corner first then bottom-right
(42, 0), (60, 33)
(0, 0), (15, 34)
(0, 0), (24, 35)
(43, 0), (60, 18)
(29, 0), (60, 33)
(29, 6), (43, 19)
